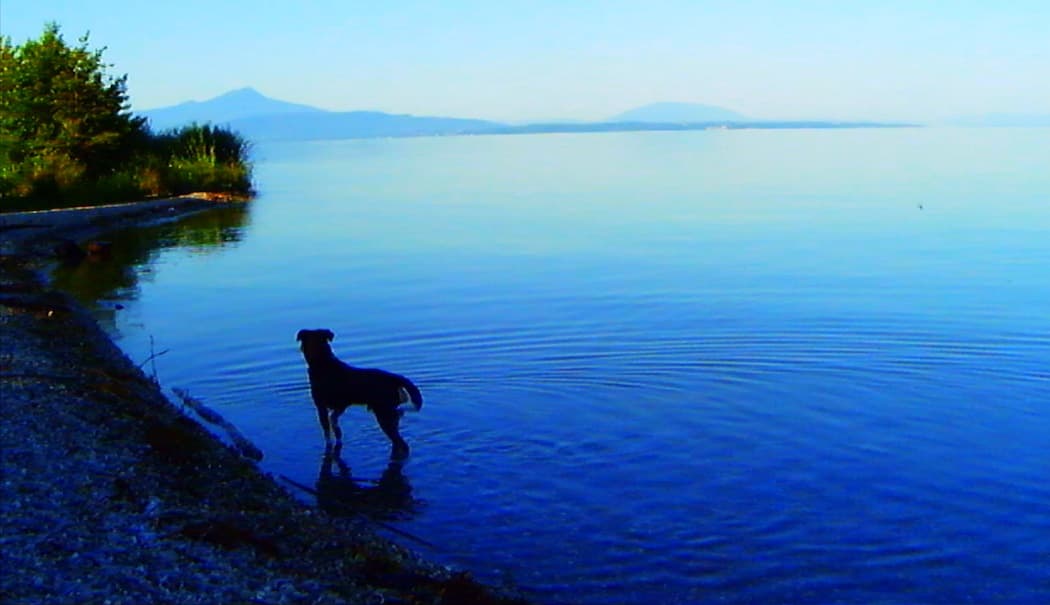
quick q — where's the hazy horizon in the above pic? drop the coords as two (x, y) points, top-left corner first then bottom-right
(3, 1), (1048, 123)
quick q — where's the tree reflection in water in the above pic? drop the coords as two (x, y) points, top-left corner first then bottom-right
(50, 205), (251, 332)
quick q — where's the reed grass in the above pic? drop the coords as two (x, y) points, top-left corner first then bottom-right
(1, 123), (253, 212)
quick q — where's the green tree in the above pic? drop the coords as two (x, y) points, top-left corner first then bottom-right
(0, 22), (146, 196)
(1, 23), (252, 211)
(0, 36), (19, 196)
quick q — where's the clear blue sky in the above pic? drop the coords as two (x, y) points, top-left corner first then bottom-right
(3, 1), (1048, 121)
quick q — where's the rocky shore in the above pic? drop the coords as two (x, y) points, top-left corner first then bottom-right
(0, 198), (528, 604)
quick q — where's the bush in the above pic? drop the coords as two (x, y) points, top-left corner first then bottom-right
(153, 124), (253, 195)
(1, 24), (253, 212)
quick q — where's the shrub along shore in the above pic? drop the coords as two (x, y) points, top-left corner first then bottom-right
(1, 24), (253, 213)
(0, 198), (530, 604)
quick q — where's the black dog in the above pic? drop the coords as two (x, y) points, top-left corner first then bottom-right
(297, 329), (422, 457)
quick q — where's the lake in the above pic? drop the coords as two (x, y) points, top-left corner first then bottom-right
(54, 128), (1050, 604)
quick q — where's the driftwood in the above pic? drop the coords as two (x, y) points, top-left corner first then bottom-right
(136, 335), (167, 382)
(172, 388), (264, 461)
(136, 348), (170, 371)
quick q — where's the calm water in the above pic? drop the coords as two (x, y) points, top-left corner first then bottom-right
(55, 129), (1050, 604)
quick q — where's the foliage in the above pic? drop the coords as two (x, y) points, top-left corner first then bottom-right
(1, 24), (252, 212)
(151, 124), (253, 195)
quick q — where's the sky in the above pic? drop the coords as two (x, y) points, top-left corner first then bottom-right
(3, 1), (1048, 122)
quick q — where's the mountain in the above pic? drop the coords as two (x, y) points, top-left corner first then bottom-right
(609, 102), (748, 123)
(138, 88), (911, 141)
(140, 87), (327, 130)
(945, 113), (1050, 127)
(138, 88), (503, 139)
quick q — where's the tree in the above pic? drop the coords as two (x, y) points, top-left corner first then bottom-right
(1, 23), (251, 210)
(0, 22), (146, 195)
(0, 36), (19, 196)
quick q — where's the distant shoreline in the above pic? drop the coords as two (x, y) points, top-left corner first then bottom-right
(224, 117), (921, 143)
(144, 87), (1050, 144)
(471, 120), (920, 137)
(142, 87), (929, 142)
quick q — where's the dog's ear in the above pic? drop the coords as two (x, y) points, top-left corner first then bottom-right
(296, 329), (307, 342)
(323, 329), (335, 342)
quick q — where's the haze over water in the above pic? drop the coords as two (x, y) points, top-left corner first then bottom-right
(56, 127), (1050, 604)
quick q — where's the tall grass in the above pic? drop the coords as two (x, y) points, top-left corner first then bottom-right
(0, 123), (253, 212)
(152, 124), (254, 196)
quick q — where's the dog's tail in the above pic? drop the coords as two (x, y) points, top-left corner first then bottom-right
(396, 376), (423, 412)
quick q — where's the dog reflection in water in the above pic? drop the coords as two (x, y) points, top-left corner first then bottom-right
(315, 443), (418, 520)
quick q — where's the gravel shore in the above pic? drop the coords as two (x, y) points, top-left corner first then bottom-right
(0, 198), (528, 604)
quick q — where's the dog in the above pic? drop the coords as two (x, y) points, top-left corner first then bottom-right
(297, 329), (422, 457)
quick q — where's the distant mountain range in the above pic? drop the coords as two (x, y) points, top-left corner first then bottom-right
(141, 88), (502, 140)
(138, 88), (918, 141)
(142, 87), (327, 130)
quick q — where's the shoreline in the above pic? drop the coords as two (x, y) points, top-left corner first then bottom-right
(0, 195), (245, 256)
(0, 197), (528, 604)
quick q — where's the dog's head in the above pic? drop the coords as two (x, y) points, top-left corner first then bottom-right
(296, 328), (335, 364)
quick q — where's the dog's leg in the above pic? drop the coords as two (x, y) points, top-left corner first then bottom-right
(321, 445), (336, 479)
(374, 408), (409, 458)
(316, 405), (332, 443)
(330, 407), (346, 443)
